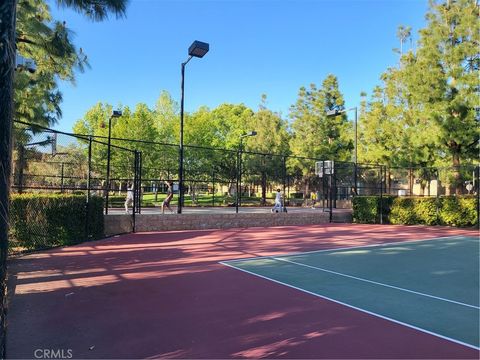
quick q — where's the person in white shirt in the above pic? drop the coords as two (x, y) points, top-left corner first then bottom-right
(271, 188), (283, 213)
(124, 182), (134, 214)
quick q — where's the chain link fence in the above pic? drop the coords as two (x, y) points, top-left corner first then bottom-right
(11, 122), (479, 217)
(10, 121), (141, 249)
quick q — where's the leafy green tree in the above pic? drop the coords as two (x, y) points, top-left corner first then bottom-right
(113, 104), (159, 182)
(289, 75), (353, 194)
(358, 86), (396, 165)
(0, 0), (128, 356)
(72, 102), (117, 187)
(154, 90), (179, 144)
(15, 0), (89, 128)
(362, 0), (479, 194)
(174, 103), (256, 195)
(243, 95), (291, 203)
(406, 0), (479, 193)
(395, 24), (412, 56)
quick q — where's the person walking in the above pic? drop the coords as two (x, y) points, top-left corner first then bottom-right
(124, 182), (134, 214)
(271, 188), (284, 213)
(162, 181), (174, 214)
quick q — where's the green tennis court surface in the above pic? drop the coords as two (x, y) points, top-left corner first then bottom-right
(222, 236), (480, 349)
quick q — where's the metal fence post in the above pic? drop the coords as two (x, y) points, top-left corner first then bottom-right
(235, 149), (240, 213)
(476, 165), (479, 229)
(132, 151), (138, 232)
(329, 168), (333, 223)
(354, 161), (358, 196)
(333, 165), (337, 209)
(60, 162), (64, 193)
(282, 156), (287, 210)
(105, 129), (112, 215)
(436, 168), (440, 223)
(18, 145), (25, 194)
(138, 151), (142, 215)
(379, 165), (384, 224)
(322, 161), (326, 212)
(212, 169), (215, 207)
(85, 136), (92, 238)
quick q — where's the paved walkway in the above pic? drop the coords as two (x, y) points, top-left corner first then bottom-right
(108, 206), (352, 215)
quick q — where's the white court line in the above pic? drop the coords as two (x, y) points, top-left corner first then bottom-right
(220, 261), (480, 351)
(274, 257), (479, 309)
(225, 235), (472, 263)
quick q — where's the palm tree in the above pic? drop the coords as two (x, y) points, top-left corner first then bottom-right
(0, 1), (128, 356)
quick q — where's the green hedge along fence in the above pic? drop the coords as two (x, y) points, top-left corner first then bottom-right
(353, 195), (478, 227)
(9, 194), (104, 251)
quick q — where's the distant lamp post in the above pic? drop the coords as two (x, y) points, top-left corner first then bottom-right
(178, 40), (209, 214)
(105, 109), (122, 214)
(236, 131), (257, 213)
(326, 107), (358, 194)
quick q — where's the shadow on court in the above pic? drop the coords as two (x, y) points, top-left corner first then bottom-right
(6, 224), (479, 359)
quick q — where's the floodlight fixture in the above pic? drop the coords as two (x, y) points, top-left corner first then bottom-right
(242, 131), (257, 138)
(15, 53), (36, 73)
(188, 41), (209, 58)
(326, 109), (341, 117)
(111, 110), (122, 118)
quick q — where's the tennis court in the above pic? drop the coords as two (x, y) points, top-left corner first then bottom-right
(222, 236), (480, 349)
(6, 224), (480, 359)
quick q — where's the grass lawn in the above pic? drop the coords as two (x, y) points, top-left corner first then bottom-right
(109, 192), (277, 207)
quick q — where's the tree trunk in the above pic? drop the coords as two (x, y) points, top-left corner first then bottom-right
(408, 167), (413, 195)
(0, 1), (17, 357)
(452, 151), (462, 195)
(261, 170), (266, 206)
(304, 179), (310, 200)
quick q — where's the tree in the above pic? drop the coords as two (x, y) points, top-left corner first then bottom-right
(15, 0), (89, 128)
(0, 0), (128, 356)
(113, 103), (159, 182)
(407, 0), (479, 193)
(244, 95), (290, 204)
(154, 90), (179, 144)
(396, 25), (412, 56)
(289, 75), (352, 194)
(358, 86), (396, 165)
(364, 0), (479, 193)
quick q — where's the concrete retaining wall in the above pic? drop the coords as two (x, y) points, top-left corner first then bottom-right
(104, 211), (352, 235)
(104, 215), (133, 236)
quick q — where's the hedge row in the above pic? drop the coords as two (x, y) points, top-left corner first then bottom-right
(352, 196), (394, 224)
(9, 194), (104, 251)
(353, 195), (478, 227)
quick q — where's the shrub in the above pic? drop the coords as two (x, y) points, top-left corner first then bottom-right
(354, 195), (477, 227)
(9, 194), (104, 251)
(353, 196), (378, 224)
(390, 197), (438, 225)
(439, 196), (478, 227)
(413, 197), (439, 225)
(353, 196), (394, 224)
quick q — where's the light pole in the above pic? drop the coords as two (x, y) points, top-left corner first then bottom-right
(327, 107), (358, 194)
(178, 40), (209, 214)
(236, 131), (257, 213)
(105, 109), (122, 214)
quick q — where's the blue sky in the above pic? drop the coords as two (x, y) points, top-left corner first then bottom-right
(49, 0), (429, 132)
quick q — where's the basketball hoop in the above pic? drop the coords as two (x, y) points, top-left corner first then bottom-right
(315, 161), (324, 177)
(315, 160), (334, 177)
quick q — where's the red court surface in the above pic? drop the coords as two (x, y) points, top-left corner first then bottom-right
(6, 224), (480, 359)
